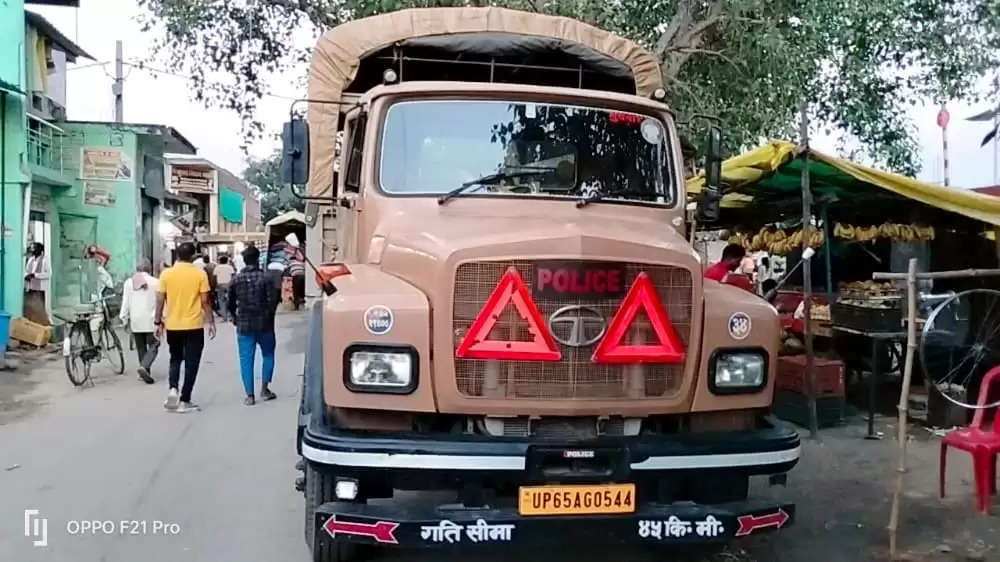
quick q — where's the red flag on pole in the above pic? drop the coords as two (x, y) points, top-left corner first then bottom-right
(937, 106), (950, 129)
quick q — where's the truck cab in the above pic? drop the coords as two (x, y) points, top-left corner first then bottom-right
(289, 8), (799, 561)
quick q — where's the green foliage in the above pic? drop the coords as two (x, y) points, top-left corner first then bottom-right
(242, 150), (303, 223)
(138, 0), (1000, 174)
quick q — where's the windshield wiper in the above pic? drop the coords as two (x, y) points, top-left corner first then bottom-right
(576, 189), (659, 208)
(437, 169), (552, 205)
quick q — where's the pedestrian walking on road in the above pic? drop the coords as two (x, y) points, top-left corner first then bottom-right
(228, 245), (279, 406)
(155, 242), (216, 413)
(119, 259), (160, 384)
(214, 255), (235, 322)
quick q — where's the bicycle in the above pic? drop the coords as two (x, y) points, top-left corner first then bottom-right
(57, 296), (125, 386)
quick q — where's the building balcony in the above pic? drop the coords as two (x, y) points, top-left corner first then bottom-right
(27, 112), (72, 186)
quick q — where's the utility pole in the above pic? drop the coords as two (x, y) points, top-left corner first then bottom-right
(113, 40), (123, 123)
(937, 104), (950, 186)
(799, 102), (819, 440)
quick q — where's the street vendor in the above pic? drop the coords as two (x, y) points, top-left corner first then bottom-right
(705, 243), (746, 282)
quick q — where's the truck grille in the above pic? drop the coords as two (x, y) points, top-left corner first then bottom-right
(453, 260), (693, 400)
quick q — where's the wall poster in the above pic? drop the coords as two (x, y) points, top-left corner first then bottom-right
(83, 181), (117, 207)
(81, 148), (133, 181)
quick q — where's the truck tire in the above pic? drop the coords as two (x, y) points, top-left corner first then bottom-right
(304, 462), (362, 562)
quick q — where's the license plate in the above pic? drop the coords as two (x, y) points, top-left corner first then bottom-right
(518, 483), (635, 516)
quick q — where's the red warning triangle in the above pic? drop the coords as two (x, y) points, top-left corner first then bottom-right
(456, 267), (561, 361)
(592, 272), (686, 364)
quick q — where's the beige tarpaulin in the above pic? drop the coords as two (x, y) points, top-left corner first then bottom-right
(687, 140), (1000, 226)
(306, 7), (664, 197)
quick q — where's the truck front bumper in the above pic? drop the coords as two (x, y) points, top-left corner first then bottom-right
(313, 498), (794, 548)
(302, 415), (799, 548)
(301, 415), (799, 476)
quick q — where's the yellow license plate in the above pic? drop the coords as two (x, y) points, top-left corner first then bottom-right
(518, 483), (636, 516)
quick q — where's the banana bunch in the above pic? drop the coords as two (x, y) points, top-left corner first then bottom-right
(834, 223), (855, 239)
(833, 222), (936, 242)
(747, 228), (789, 251)
(767, 228), (824, 255)
(855, 225), (880, 242)
(914, 225), (936, 241)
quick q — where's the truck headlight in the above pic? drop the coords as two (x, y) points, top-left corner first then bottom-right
(710, 349), (767, 394)
(344, 345), (418, 394)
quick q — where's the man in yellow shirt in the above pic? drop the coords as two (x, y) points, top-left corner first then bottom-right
(155, 242), (217, 413)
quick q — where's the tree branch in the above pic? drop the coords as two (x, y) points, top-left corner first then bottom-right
(262, 0), (338, 27)
(670, 47), (742, 71)
(659, 0), (727, 79)
(654, 1), (693, 57)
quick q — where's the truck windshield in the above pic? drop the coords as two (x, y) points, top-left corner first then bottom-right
(380, 100), (673, 205)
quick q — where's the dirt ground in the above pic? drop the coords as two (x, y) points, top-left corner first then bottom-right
(741, 415), (999, 562)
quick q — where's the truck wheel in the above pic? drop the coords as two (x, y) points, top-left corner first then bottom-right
(304, 462), (362, 562)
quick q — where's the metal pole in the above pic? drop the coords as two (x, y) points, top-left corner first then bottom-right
(799, 102), (819, 439)
(1, 92), (6, 310)
(994, 111), (998, 185)
(822, 204), (833, 303)
(941, 103), (950, 187)
(994, 79), (998, 185)
(113, 41), (123, 123)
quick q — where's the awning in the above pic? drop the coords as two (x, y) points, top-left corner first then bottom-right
(687, 140), (1000, 226)
(265, 210), (306, 227)
(195, 232), (266, 244)
(0, 78), (25, 96)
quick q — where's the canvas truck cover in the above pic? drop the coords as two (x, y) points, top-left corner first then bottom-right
(305, 7), (665, 197)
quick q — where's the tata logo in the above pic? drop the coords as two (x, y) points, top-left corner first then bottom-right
(548, 305), (606, 347)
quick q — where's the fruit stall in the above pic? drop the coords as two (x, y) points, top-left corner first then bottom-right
(687, 140), (1000, 434)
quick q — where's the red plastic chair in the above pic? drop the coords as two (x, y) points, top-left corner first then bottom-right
(940, 365), (1000, 514)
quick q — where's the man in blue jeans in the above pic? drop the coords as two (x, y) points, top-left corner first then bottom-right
(228, 245), (280, 405)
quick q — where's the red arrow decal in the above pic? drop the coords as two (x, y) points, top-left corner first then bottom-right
(323, 515), (399, 544)
(735, 509), (790, 536)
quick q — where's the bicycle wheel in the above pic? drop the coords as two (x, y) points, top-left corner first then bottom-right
(921, 289), (1000, 409)
(64, 324), (93, 386)
(103, 326), (125, 374)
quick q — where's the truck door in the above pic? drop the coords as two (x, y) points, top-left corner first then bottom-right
(336, 113), (366, 263)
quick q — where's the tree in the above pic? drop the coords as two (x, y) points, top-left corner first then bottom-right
(242, 150), (303, 223)
(138, 0), (1000, 174)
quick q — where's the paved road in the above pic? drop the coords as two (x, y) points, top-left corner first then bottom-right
(2, 312), (732, 562)
(1, 313), (314, 562)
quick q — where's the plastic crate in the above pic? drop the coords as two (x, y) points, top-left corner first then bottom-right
(831, 302), (903, 333)
(773, 390), (845, 428)
(776, 355), (845, 397)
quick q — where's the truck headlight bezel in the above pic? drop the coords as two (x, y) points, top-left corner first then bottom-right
(708, 348), (768, 395)
(343, 344), (419, 395)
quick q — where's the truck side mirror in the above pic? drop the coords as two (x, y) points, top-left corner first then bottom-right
(697, 126), (723, 223)
(282, 118), (310, 185)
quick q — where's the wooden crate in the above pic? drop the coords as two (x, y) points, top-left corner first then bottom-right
(776, 355), (845, 396)
(773, 390), (845, 428)
(10, 317), (52, 347)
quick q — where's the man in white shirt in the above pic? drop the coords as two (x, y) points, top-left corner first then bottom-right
(213, 255), (236, 321)
(119, 259), (160, 384)
(24, 242), (50, 325)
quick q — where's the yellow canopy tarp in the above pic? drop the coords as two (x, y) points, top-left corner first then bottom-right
(687, 140), (1000, 226)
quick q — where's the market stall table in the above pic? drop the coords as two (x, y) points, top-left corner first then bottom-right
(832, 325), (920, 439)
